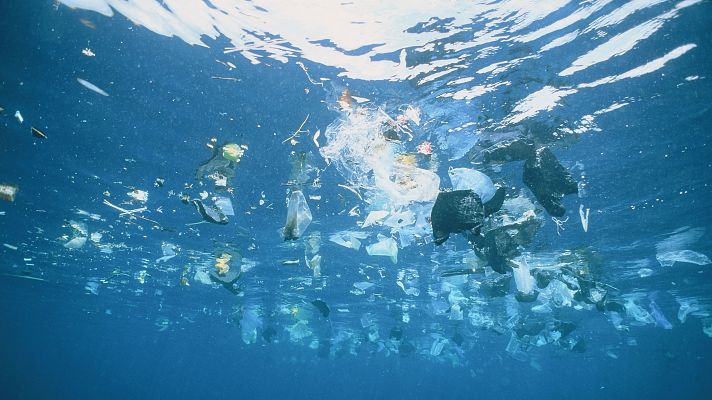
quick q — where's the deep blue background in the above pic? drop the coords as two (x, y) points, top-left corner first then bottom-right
(1, 1), (712, 399)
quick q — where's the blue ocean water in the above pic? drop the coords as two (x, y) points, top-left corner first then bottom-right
(1, 1), (711, 399)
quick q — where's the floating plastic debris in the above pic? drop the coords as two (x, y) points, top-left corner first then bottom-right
(431, 190), (483, 245)
(329, 230), (368, 250)
(448, 168), (495, 203)
(511, 258), (537, 301)
(3, 243), (18, 250)
(648, 293), (673, 329)
(156, 242), (178, 263)
(127, 189), (148, 203)
(416, 141), (433, 155)
(0, 183), (19, 202)
(366, 236), (398, 264)
(241, 305), (262, 344)
(579, 204), (590, 232)
(403, 105), (421, 126)
(523, 147), (578, 217)
(222, 143), (246, 162)
(213, 196), (235, 216)
(637, 268), (653, 278)
(77, 77), (109, 96)
(354, 281), (375, 291)
(362, 210), (389, 228)
(14, 111), (23, 123)
(283, 190), (312, 240)
(656, 250), (711, 267)
(85, 281), (100, 295)
(135, 270), (149, 284)
(192, 199), (228, 224)
(311, 299), (330, 318)
(31, 127), (47, 139)
(676, 299), (701, 324)
(89, 232), (102, 243)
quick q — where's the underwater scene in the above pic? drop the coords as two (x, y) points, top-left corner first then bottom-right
(1, 1), (711, 399)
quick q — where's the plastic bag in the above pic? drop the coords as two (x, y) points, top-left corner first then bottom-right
(448, 167), (495, 203)
(283, 190), (312, 240)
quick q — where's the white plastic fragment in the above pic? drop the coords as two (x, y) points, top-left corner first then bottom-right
(3, 243), (18, 250)
(14, 111), (23, 123)
(579, 204), (590, 232)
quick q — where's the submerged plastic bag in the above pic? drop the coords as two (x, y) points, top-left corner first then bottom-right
(448, 168), (495, 203)
(283, 190), (312, 241)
